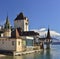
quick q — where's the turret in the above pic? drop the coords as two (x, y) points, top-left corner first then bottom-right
(4, 16), (10, 29)
(46, 28), (51, 39)
(46, 28), (51, 49)
(4, 16), (11, 37)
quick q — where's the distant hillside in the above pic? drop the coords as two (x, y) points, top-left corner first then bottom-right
(52, 42), (60, 45)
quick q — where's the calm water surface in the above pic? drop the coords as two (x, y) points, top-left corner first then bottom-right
(0, 45), (60, 59)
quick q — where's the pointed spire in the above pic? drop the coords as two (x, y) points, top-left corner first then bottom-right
(4, 15), (10, 29)
(6, 15), (9, 24)
(46, 28), (51, 38)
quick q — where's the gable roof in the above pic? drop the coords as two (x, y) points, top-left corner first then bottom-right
(14, 12), (26, 21)
(16, 28), (39, 36)
(11, 28), (39, 38)
(20, 31), (39, 36)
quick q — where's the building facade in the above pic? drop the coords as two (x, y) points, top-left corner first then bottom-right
(0, 37), (26, 52)
(0, 12), (39, 54)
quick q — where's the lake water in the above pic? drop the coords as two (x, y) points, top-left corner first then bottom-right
(0, 45), (60, 59)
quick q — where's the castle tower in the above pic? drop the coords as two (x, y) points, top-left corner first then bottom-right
(14, 12), (29, 31)
(46, 28), (51, 49)
(4, 16), (11, 37)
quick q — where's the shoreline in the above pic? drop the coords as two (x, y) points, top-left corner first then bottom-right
(0, 49), (44, 56)
(13, 49), (44, 56)
(0, 54), (6, 57)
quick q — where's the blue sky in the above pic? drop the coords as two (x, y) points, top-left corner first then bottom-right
(0, 0), (60, 32)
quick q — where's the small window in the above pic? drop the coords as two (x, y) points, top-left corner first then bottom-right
(18, 41), (20, 45)
(12, 41), (14, 46)
(25, 23), (28, 25)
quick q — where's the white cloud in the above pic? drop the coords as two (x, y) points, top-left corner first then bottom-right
(39, 28), (46, 31)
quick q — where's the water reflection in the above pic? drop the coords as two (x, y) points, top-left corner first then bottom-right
(0, 50), (53, 59)
(12, 50), (52, 59)
(34, 50), (52, 59)
(0, 50), (52, 59)
(0, 45), (60, 59)
(0, 56), (13, 59)
(35, 51), (45, 59)
(45, 49), (52, 59)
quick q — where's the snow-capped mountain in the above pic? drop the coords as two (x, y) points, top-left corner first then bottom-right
(31, 28), (60, 37)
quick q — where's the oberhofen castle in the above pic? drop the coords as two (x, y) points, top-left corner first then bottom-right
(0, 12), (39, 55)
(0, 12), (51, 55)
